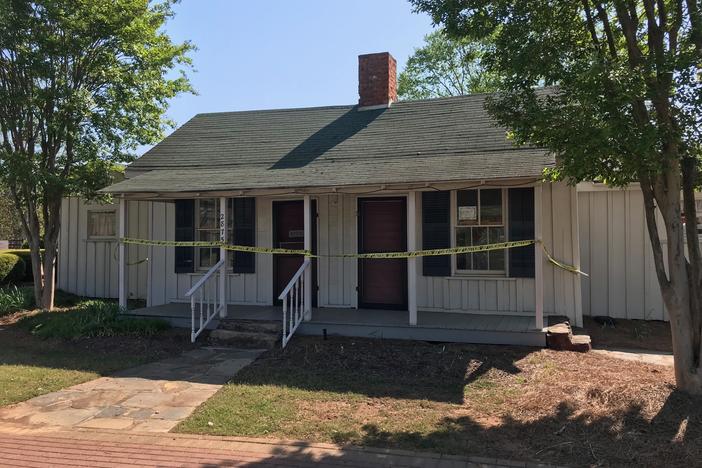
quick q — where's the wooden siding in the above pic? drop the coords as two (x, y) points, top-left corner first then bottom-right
(578, 186), (668, 321)
(416, 182), (582, 326)
(58, 198), (148, 300)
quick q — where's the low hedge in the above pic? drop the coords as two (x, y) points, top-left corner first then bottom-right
(0, 253), (26, 285)
(1, 249), (43, 282)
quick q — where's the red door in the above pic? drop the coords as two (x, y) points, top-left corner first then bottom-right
(273, 201), (317, 306)
(358, 197), (407, 310)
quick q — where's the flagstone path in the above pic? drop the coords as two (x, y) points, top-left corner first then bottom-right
(0, 347), (263, 433)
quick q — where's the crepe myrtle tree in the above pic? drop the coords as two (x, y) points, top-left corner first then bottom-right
(412, 0), (702, 393)
(0, 0), (193, 309)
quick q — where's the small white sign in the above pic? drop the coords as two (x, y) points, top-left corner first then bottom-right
(289, 230), (304, 238)
(458, 206), (477, 221)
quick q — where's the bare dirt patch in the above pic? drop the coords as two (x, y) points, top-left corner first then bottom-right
(179, 336), (700, 467)
(582, 316), (673, 352)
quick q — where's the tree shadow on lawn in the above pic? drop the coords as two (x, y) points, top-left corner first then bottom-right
(234, 337), (535, 404)
(229, 390), (701, 467)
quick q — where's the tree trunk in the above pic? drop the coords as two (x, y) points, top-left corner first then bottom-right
(641, 175), (702, 394)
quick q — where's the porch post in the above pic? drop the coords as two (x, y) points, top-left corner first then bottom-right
(118, 197), (127, 309)
(303, 195), (312, 321)
(407, 191), (418, 325)
(534, 184), (544, 329)
(219, 197), (227, 318)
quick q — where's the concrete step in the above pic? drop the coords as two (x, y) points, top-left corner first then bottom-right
(219, 319), (282, 334)
(209, 329), (279, 349)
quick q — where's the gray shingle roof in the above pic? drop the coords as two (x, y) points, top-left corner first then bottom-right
(104, 94), (553, 194)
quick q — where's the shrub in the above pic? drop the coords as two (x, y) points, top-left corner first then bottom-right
(1, 249), (38, 282)
(0, 253), (26, 285)
(0, 286), (34, 316)
(19, 300), (169, 339)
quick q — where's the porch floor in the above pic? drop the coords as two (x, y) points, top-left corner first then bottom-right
(126, 303), (545, 347)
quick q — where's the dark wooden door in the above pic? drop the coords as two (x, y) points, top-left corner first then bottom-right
(273, 200), (317, 306)
(358, 197), (407, 310)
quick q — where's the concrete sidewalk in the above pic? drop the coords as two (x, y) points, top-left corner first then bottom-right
(0, 427), (556, 468)
(0, 347), (263, 433)
(591, 348), (674, 366)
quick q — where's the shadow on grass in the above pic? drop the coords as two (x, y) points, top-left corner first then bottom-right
(231, 337), (535, 404)
(221, 390), (701, 467)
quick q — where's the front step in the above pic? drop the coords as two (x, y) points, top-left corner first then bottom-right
(218, 319), (282, 335)
(209, 329), (279, 349)
(546, 322), (592, 352)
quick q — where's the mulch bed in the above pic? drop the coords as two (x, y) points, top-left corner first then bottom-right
(582, 316), (673, 352)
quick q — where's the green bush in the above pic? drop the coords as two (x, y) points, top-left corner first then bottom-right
(0, 286), (34, 316)
(19, 300), (169, 339)
(0, 253), (26, 285)
(1, 249), (38, 282)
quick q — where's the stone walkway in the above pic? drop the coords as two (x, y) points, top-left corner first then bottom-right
(0, 428), (552, 467)
(0, 347), (263, 433)
(591, 348), (674, 366)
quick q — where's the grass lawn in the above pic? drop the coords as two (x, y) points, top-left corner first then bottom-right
(0, 293), (194, 407)
(177, 336), (701, 467)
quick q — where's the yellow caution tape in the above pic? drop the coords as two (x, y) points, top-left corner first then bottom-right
(119, 237), (587, 276)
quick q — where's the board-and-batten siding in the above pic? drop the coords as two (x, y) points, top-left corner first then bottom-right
(58, 198), (148, 300)
(416, 182), (582, 326)
(578, 186), (668, 321)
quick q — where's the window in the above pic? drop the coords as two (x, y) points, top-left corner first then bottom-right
(194, 198), (256, 271)
(455, 189), (506, 272)
(87, 210), (116, 239)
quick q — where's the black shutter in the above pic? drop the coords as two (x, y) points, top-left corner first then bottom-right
(174, 199), (195, 273)
(422, 191), (451, 276)
(508, 187), (535, 278)
(232, 197), (256, 274)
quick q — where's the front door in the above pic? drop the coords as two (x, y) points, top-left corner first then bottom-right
(358, 197), (407, 310)
(273, 200), (317, 306)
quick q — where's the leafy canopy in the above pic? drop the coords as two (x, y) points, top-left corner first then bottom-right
(398, 28), (498, 100)
(411, 0), (701, 188)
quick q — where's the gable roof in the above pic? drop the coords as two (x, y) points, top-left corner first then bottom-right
(103, 94), (553, 194)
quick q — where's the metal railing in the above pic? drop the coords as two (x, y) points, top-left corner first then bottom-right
(186, 258), (225, 342)
(279, 259), (310, 348)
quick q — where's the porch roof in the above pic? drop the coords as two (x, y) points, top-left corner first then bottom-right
(103, 93), (554, 195)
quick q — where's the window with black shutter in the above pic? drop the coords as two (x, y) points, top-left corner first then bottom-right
(508, 187), (535, 278)
(174, 199), (195, 273)
(229, 197), (256, 273)
(422, 191), (451, 276)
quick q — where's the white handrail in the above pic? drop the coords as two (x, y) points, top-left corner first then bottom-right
(186, 258), (226, 342)
(280, 259), (311, 348)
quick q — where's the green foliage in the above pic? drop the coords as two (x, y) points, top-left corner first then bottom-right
(19, 300), (169, 339)
(398, 29), (498, 100)
(0, 0), (194, 308)
(2, 249), (39, 282)
(0, 188), (23, 241)
(411, 1), (701, 187)
(0, 253), (26, 285)
(0, 285), (34, 315)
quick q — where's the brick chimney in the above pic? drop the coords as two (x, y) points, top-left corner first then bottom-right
(358, 52), (397, 109)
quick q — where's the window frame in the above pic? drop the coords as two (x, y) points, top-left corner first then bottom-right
(86, 209), (117, 240)
(450, 188), (509, 276)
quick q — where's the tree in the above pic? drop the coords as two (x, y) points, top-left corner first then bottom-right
(0, 186), (24, 242)
(0, 0), (193, 309)
(398, 29), (498, 100)
(412, 0), (702, 394)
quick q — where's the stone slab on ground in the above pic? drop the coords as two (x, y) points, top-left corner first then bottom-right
(0, 427), (560, 468)
(591, 348), (674, 366)
(0, 347), (264, 433)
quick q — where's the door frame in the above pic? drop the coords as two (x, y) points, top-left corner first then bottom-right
(272, 199), (318, 306)
(357, 196), (408, 310)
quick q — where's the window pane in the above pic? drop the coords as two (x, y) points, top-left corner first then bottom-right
(480, 189), (502, 225)
(199, 247), (220, 268)
(488, 227), (505, 271)
(456, 227), (470, 270)
(88, 211), (116, 238)
(199, 199), (218, 229)
(457, 190), (478, 226)
(472, 227), (488, 270)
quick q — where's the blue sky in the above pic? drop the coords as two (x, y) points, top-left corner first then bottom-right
(151, 0), (434, 154)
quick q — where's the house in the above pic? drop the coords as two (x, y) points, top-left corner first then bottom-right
(57, 52), (669, 348)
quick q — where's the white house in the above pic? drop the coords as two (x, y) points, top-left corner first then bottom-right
(57, 52), (670, 348)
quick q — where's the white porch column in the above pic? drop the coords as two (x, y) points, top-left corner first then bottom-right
(407, 191), (418, 325)
(118, 197), (127, 309)
(219, 197), (227, 318)
(534, 184), (544, 330)
(303, 195), (312, 321)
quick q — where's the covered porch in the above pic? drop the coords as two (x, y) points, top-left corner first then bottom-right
(125, 303), (546, 347)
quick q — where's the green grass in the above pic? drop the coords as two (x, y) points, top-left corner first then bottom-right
(18, 300), (169, 339)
